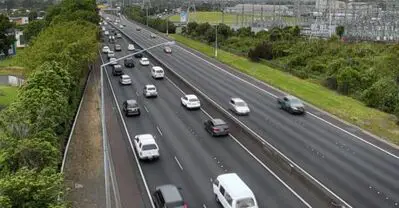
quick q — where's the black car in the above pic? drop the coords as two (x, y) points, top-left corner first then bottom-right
(112, 64), (123, 76)
(134, 52), (143, 58)
(122, 99), (140, 116)
(114, 44), (122, 51)
(124, 58), (135, 68)
(204, 118), (229, 136)
(277, 95), (305, 114)
(153, 184), (187, 208)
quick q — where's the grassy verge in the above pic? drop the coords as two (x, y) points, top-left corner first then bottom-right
(170, 34), (399, 145)
(169, 11), (297, 25)
(0, 85), (19, 107)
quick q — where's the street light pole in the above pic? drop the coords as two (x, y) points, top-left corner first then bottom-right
(146, 6), (149, 26)
(215, 24), (218, 58)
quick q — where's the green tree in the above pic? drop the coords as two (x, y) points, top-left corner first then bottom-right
(0, 135), (59, 172)
(0, 14), (16, 56)
(186, 22), (198, 35)
(336, 25), (345, 38)
(23, 19), (46, 43)
(0, 167), (65, 208)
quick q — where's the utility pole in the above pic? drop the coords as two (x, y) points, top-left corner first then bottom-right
(241, 2), (244, 26)
(166, 9), (169, 36)
(252, 3), (254, 26)
(146, 5), (149, 26)
(215, 24), (218, 57)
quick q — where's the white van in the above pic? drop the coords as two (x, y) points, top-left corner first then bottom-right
(213, 173), (258, 208)
(151, 66), (164, 79)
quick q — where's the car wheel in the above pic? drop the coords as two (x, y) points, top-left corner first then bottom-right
(215, 195), (219, 203)
(137, 110), (141, 115)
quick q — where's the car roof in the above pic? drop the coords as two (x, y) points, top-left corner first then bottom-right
(185, 94), (198, 99)
(231, 97), (245, 103)
(103, 46), (109, 48)
(126, 99), (137, 105)
(152, 66), (163, 70)
(156, 184), (183, 203)
(212, 118), (226, 125)
(216, 173), (254, 199)
(286, 95), (300, 100)
(121, 75), (130, 78)
(145, 84), (156, 88)
(141, 57), (148, 60)
(136, 134), (156, 144)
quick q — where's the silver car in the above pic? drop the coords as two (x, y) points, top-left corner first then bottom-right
(143, 85), (158, 98)
(119, 75), (132, 85)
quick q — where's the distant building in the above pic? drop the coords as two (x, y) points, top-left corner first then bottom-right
(15, 30), (26, 48)
(9, 17), (29, 25)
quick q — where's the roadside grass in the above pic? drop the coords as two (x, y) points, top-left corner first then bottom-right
(0, 48), (24, 68)
(170, 34), (399, 145)
(0, 85), (19, 107)
(169, 11), (296, 25)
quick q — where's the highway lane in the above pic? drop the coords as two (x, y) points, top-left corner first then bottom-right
(105, 14), (399, 208)
(101, 33), (312, 207)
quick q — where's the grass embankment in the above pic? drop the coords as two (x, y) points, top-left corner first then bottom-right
(169, 11), (296, 25)
(0, 86), (18, 107)
(170, 34), (399, 145)
(0, 49), (25, 77)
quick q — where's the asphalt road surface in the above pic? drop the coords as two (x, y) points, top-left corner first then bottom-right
(102, 13), (399, 208)
(100, 34), (313, 207)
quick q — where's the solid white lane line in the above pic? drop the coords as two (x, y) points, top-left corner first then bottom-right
(174, 156), (184, 171)
(111, 18), (349, 207)
(164, 64), (312, 207)
(125, 14), (397, 158)
(229, 134), (312, 208)
(157, 126), (163, 136)
(100, 51), (156, 208)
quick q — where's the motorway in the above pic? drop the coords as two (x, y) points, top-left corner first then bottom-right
(103, 13), (399, 208)
(100, 29), (314, 207)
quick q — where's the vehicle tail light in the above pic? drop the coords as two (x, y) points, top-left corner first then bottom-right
(212, 127), (220, 132)
(184, 203), (188, 208)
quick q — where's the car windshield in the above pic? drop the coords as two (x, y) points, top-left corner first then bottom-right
(189, 98), (198, 102)
(123, 77), (130, 80)
(290, 98), (302, 105)
(142, 144), (157, 151)
(235, 101), (247, 107)
(236, 197), (255, 208)
(142, 58), (148, 61)
(147, 87), (156, 91)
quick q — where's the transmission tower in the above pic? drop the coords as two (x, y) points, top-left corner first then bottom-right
(141, 0), (152, 9)
(182, 0), (196, 22)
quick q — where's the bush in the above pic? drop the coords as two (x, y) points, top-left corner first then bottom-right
(0, 0), (98, 206)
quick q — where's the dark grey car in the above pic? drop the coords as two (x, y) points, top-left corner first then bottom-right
(124, 57), (135, 68)
(114, 44), (122, 51)
(122, 100), (140, 116)
(204, 118), (229, 136)
(277, 95), (305, 114)
(153, 184), (187, 208)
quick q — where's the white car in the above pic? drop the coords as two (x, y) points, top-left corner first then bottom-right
(109, 58), (117, 65)
(107, 51), (115, 59)
(102, 46), (110, 53)
(128, 44), (135, 51)
(181, 94), (201, 109)
(229, 98), (250, 115)
(119, 24), (124, 29)
(104, 30), (109, 35)
(143, 85), (157, 97)
(103, 21), (108, 25)
(151, 66), (164, 79)
(139, 57), (150, 66)
(133, 134), (160, 160)
(119, 75), (132, 85)
(150, 33), (156, 38)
